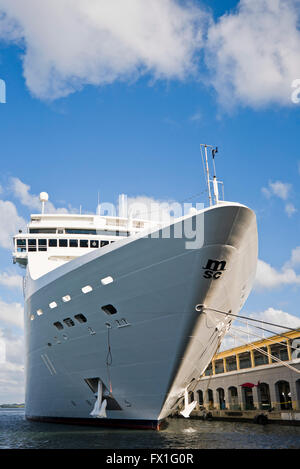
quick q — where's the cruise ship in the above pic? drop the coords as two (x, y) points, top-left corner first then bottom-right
(13, 147), (258, 429)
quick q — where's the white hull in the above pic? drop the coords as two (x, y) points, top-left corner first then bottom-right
(23, 203), (257, 428)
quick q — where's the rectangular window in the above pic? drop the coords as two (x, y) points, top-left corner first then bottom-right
(66, 229), (97, 235)
(53, 321), (64, 330)
(28, 239), (37, 252)
(38, 239), (47, 251)
(90, 240), (99, 248)
(101, 304), (117, 315)
(101, 240), (109, 247)
(254, 348), (269, 366)
(95, 230), (120, 236)
(271, 342), (289, 362)
(69, 239), (78, 248)
(63, 318), (75, 327)
(48, 239), (57, 247)
(214, 359), (224, 374)
(59, 239), (68, 247)
(205, 363), (213, 376)
(75, 314), (87, 323)
(239, 352), (252, 369)
(226, 356), (237, 371)
(80, 240), (88, 248)
(16, 239), (26, 252)
(30, 228), (56, 233)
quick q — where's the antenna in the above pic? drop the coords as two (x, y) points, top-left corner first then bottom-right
(97, 191), (100, 215)
(200, 144), (222, 206)
(39, 192), (49, 214)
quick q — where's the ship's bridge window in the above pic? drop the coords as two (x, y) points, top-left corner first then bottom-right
(66, 229), (97, 235)
(90, 240), (99, 248)
(38, 239), (47, 251)
(28, 239), (37, 251)
(80, 240), (88, 248)
(49, 239), (57, 247)
(69, 239), (78, 248)
(101, 240), (109, 247)
(66, 228), (96, 234)
(29, 228), (56, 234)
(96, 230), (120, 236)
(59, 239), (68, 247)
(16, 239), (26, 252)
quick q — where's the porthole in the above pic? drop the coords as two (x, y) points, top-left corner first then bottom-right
(62, 295), (71, 302)
(74, 314), (87, 324)
(63, 317), (75, 327)
(37, 309), (43, 316)
(101, 276), (114, 285)
(49, 301), (57, 309)
(30, 314), (35, 321)
(101, 304), (117, 315)
(53, 321), (64, 330)
(82, 285), (93, 294)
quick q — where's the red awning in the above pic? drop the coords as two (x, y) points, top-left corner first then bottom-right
(240, 382), (257, 388)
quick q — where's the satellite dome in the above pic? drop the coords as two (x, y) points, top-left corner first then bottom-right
(39, 192), (49, 202)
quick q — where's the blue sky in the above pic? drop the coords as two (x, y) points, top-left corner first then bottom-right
(0, 0), (300, 402)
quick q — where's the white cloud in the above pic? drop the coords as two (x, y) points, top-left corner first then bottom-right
(255, 258), (300, 290)
(0, 298), (23, 328)
(261, 181), (296, 216)
(262, 181), (292, 200)
(268, 181), (292, 200)
(250, 307), (300, 332)
(124, 195), (183, 223)
(284, 246), (300, 269)
(0, 0), (207, 100)
(10, 177), (76, 213)
(285, 203), (297, 217)
(0, 328), (24, 403)
(205, 0), (300, 108)
(0, 199), (26, 249)
(221, 307), (300, 350)
(0, 272), (23, 290)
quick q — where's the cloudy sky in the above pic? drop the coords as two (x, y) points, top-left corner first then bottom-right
(0, 0), (300, 402)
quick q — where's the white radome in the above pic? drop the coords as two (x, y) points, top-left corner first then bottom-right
(39, 192), (49, 202)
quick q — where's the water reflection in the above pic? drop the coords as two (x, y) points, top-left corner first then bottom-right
(1, 409), (300, 449)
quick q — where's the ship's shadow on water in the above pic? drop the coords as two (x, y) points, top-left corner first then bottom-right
(1, 409), (300, 449)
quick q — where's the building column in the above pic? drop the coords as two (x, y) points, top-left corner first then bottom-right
(253, 385), (260, 410)
(269, 381), (278, 410)
(203, 387), (210, 409)
(289, 380), (298, 411)
(250, 350), (255, 368)
(267, 345), (272, 364)
(237, 385), (244, 410)
(224, 387), (230, 410)
(287, 339), (292, 361)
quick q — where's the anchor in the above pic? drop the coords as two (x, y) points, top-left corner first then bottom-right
(90, 379), (107, 418)
(180, 388), (197, 418)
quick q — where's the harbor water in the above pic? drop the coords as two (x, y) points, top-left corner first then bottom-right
(1, 408), (300, 449)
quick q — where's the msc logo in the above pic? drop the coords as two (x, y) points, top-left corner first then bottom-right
(202, 259), (226, 279)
